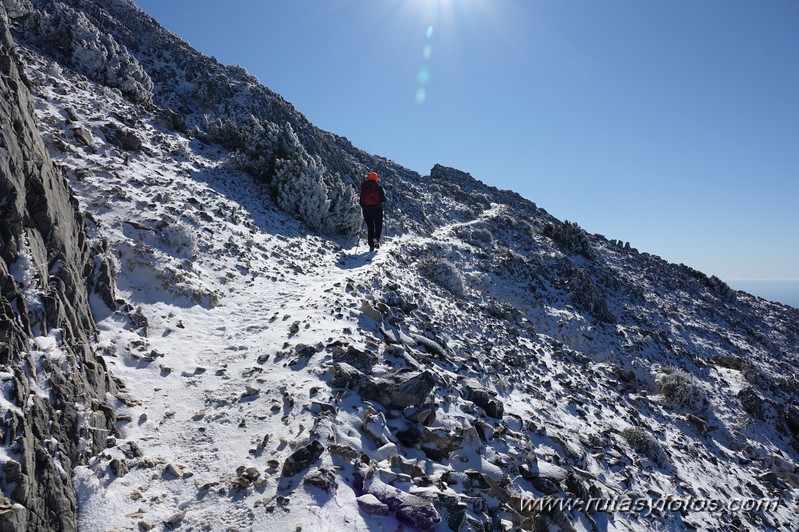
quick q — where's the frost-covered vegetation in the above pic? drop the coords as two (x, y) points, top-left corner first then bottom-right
(659, 367), (710, 415)
(19, 2), (153, 103)
(418, 255), (465, 297)
(207, 118), (360, 235)
(543, 220), (595, 259)
(621, 426), (669, 467)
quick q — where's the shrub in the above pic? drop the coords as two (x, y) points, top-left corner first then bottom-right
(659, 369), (710, 415)
(418, 256), (465, 297)
(158, 221), (198, 259)
(568, 270), (616, 323)
(621, 427), (668, 467)
(272, 130), (329, 232)
(543, 220), (594, 259)
(323, 173), (361, 236)
(206, 119), (359, 234)
(26, 3), (153, 103)
(470, 228), (494, 247)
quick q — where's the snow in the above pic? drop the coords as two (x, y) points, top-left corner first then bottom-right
(9, 38), (799, 532)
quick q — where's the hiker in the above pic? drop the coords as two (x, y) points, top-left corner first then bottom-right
(359, 171), (386, 252)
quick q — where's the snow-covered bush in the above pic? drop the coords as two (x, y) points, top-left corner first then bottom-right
(158, 221), (198, 259)
(272, 124), (330, 232)
(569, 270), (616, 323)
(659, 368), (710, 415)
(207, 117), (286, 180)
(25, 3), (153, 104)
(209, 118), (359, 234)
(543, 220), (594, 259)
(470, 228), (494, 247)
(418, 256), (465, 297)
(621, 426), (668, 467)
(323, 173), (362, 236)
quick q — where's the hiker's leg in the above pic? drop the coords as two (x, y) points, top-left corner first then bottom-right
(374, 211), (383, 243)
(365, 212), (376, 247)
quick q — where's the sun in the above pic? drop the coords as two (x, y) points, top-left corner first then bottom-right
(402, 0), (499, 104)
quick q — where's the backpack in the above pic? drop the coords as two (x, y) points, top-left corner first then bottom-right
(360, 180), (380, 206)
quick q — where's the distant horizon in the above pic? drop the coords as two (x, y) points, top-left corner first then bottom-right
(726, 278), (799, 309)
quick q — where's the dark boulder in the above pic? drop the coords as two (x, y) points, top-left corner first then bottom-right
(461, 378), (504, 419)
(282, 440), (325, 478)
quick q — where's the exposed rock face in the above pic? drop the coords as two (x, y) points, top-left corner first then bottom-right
(0, 5), (117, 530)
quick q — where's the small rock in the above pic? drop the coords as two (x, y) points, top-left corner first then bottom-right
(118, 130), (142, 151)
(328, 444), (360, 462)
(243, 385), (261, 397)
(72, 127), (93, 147)
(282, 440), (325, 477)
(364, 476), (441, 531)
(294, 343), (317, 359)
(164, 463), (186, 479)
(110, 458), (129, 478)
(461, 378), (504, 419)
(356, 493), (390, 516)
(378, 370), (435, 409)
(361, 300), (383, 322)
(164, 511), (186, 527)
(333, 345), (378, 373)
(303, 468), (338, 494)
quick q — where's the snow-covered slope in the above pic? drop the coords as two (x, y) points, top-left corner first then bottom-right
(4, 1), (799, 531)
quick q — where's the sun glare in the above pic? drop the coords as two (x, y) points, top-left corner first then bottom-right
(402, 0), (503, 105)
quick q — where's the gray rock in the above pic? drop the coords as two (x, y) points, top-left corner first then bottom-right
(461, 378), (504, 419)
(333, 345), (378, 374)
(117, 129), (142, 151)
(282, 440), (325, 477)
(361, 299), (383, 321)
(357, 493), (390, 516)
(421, 427), (462, 461)
(331, 363), (379, 400)
(110, 459), (129, 478)
(532, 476), (560, 495)
(0, 496), (27, 532)
(377, 371), (435, 409)
(364, 476), (441, 531)
(303, 468), (337, 494)
(72, 126), (93, 147)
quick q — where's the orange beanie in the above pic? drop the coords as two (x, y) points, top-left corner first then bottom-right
(368, 172), (378, 181)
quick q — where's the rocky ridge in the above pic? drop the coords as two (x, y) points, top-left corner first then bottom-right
(0, 3), (124, 530)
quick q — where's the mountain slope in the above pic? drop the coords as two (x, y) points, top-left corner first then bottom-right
(2, 1), (798, 531)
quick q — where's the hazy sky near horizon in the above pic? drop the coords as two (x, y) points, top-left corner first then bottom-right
(133, 0), (799, 281)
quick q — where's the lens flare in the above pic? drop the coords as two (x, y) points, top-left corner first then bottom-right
(415, 7), (440, 104)
(417, 68), (430, 84)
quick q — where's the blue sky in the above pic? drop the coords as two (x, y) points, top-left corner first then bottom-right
(134, 0), (798, 283)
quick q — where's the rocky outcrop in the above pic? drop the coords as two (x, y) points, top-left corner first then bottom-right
(0, 5), (118, 531)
